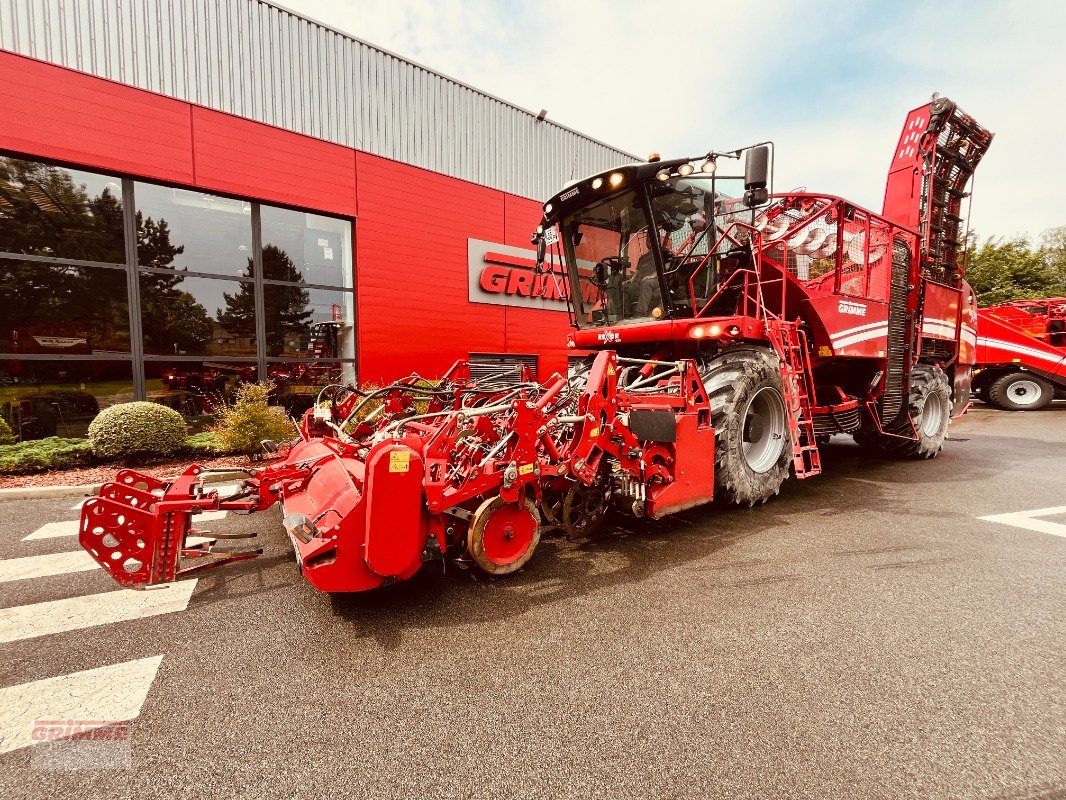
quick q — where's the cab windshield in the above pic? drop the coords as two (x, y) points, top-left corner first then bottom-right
(561, 189), (664, 327)
(558, 176), (757, 328)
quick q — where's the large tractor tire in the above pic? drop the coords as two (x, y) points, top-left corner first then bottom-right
(986, 371), (1055, 411)
(854, 364), (951, 459)
(701, 348), (791, 506)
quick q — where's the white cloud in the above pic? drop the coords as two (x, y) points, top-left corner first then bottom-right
(282, 0), (1064, 239)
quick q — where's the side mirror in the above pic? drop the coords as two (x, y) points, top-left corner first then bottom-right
(743, 145), (770, 206)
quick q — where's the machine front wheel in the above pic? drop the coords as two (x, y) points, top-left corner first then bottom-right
(702, 348), (791, 506)
(987, 371), (1055, 411)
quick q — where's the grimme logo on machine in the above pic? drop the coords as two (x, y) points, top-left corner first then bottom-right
(468, 238), (568, 312)
(838, 299), (868, 317)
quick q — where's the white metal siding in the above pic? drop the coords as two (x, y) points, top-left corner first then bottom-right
(0, 0), (637, 200)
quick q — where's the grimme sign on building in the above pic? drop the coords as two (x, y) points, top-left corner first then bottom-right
(467, 239), (568, 311)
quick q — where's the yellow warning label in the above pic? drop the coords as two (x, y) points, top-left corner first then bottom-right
(389, 450), (411, 473)
(607, 364), (615, 375)
(818, 345), (833, 357)
(589, 426), (600, 438)
(518, 463), (534, 475)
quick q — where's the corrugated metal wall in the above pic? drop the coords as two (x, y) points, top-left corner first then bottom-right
(0, 0), (637, 201)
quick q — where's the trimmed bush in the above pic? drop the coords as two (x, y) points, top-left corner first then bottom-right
(0, 416), (14, 446)
(87, 401), (188, 460)
(214, 382), (295, 456)
(183, 431), (233, 458)
(0, 437), (94, 475)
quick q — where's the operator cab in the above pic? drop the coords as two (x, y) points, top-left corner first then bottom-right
(534, 144), (772, 331)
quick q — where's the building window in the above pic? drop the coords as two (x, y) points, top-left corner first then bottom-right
(261, 206), (353, 289)
(0, 261), (130, 355)
(135, 183), (252, 277)
(0, 157), (125, 263)
(0, 153), (356, 439)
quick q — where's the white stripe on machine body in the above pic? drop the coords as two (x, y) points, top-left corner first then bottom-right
(976, 337), (1066, 366)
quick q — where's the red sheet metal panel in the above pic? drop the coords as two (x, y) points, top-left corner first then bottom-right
(355, 152), (508, 384)
(191, 107), (357, 216)
(0, 51), (193, 184)
(502, 194), (572, 378)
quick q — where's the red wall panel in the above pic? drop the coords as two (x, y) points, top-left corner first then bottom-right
(192, 107), (357, 217)
(502, 194), (573, 377)
(355, 152), (508, 384)
(0, 51), (193, 184)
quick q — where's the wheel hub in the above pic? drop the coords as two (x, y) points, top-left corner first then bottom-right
(921, 389), (948, 435)
(742, 387), (787, 473)
(1008, 379), (1042, 407)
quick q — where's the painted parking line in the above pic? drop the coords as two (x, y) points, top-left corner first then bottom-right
(22, 520), (79, 541)
(23, 512), (228, 541)
(978, 506), (1066, 539)
(0, 580), (198, 643)
(0, 537), (214, 585)
(0, 656), (163, 754)
(0, 550), (98, 584)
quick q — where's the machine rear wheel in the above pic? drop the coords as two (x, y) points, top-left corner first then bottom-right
(702, 348), (791, 506)
(987, 371), (1054, 411)
(854, 364), (952, 459)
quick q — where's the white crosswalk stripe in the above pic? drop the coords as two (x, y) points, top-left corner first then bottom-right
(0, 538), (214, 584)
(0, 580), (198, 643)
(22, 520), (79, 541)
(2, 498), (229, 753)
(0, 550), (98, 583)
(0, 656), (163, 754)
(23, 511), (228, 541)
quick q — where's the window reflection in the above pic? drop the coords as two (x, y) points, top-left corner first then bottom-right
(0, 260), (130, 354)
(268, 361), (357, 417)
(0, 360), (133, 440)
(0, 156), (125, 262)
(139, 274), (257, 357)
(135, 183), (252, 277)
(144, 359), (256, 422)
(263, 285), (354, 358)
(261, 206), (352, 288)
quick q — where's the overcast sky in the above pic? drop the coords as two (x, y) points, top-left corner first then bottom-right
(282, 0), (1062, 242)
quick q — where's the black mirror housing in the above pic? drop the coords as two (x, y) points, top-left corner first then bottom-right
(744, 145), (770, 190)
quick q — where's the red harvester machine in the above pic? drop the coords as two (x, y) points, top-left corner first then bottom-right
(80, 96), (993, 594)
(972, 298), (1066, 410)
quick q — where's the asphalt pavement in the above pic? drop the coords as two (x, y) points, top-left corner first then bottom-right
(0, 402), (1063, 799)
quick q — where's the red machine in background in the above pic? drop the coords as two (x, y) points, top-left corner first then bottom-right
(973, 298), (1066, 410)
(80, 96), (995, 595)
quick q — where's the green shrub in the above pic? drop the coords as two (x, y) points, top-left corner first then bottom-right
(0, 437), (94, 475)
(0, 416), (14, 446)
(87, 401), (188, 460)
(214, 382), (295, 455)
(183, 431), (234, 458)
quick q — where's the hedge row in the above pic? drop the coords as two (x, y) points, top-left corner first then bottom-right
(1, 383), (295, 475)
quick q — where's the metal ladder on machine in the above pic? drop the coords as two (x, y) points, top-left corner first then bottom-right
(772, 320), (822, 479)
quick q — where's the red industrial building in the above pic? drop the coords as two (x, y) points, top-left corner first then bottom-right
(0, 1), (631, 432)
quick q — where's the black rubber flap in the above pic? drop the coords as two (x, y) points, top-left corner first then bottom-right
(629, 409), (677, 443)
